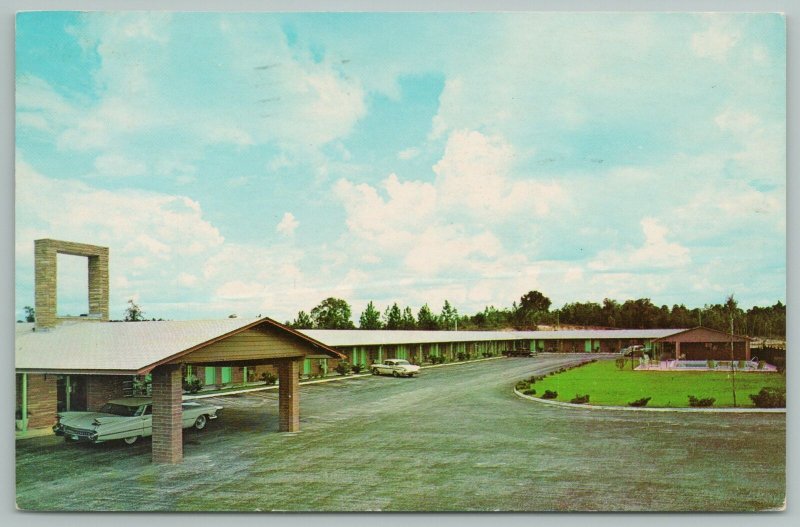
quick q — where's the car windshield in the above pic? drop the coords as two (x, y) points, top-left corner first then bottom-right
(99, 403), (138, 417)
(395, 360), (410, 365)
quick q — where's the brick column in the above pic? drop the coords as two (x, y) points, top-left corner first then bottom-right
(19, 374), (57, 430)
(34, 240), (58, 329)
(87, 250), (109, 321)
(151, 365), (183, 464)
(675, 341), (681, 360)
(277, 359), (301, 432)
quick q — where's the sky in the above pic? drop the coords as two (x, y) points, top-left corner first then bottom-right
(14, 12), (786, 323)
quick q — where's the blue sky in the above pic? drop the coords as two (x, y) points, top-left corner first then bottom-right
(15, 12), (785, 322)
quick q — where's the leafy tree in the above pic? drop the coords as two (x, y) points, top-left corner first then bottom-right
(468, 305), (513, 329)
(519, 290), (551, 313)
(417, 304), (439, 330)
(291, 310), (313, 329)
(400, 306), (417, 330)
(440, 300), (458, 330)
(358, 301), (383, 329)
(124, 299), (145, 321)
(601, 298), (618, 327)
(310, 298), (355, 329)
(515, 290), (552, 329)
(24, 306), (35, 323)
(384, 302), (403, 330)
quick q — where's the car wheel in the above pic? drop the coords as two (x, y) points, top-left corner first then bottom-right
(392, 370), (400, 377)
(372, 368), (380, 375)
(123, 435), (139, 445)
(194, 414), (208, 430)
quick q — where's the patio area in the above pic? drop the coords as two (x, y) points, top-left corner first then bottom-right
(635, 358), (778, 372)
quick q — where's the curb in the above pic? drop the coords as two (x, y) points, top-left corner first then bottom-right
(185, 355), (506, 400)
(513, 389), (786, 413)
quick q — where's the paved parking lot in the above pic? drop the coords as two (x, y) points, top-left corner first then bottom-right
(16, 355), (785, 511)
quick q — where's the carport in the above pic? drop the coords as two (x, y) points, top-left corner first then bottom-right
(16, 317), (344, 464)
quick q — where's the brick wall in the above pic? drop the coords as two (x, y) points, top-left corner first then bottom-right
(151, 364), (183, 464)
(18, 374), (57, 430)
(85, 376), (127, 411)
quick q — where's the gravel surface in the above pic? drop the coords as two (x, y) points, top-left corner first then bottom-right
(16, 355), (785, 511)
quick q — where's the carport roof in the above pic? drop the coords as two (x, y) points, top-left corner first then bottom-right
(299, 328), (684, 347)
(15, 318), (342, 375)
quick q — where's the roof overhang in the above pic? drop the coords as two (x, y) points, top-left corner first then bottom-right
(140, 317), (346, 374)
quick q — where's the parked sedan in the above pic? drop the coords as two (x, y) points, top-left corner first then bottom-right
(53, 397), (222, 445)
(371, 359), (421, 377)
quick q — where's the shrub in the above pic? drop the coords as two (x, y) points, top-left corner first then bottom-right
(351, 364), (363, 374)
(515, 380), (529, 391)
(522, 388), (536, 395)
(334, 361), (352, 376)
(182, 377), (202, 394)
(261, 372), (277, 385)
(570, 394), (590, 404)
(688, 395), (715, 407)
(758, 360), (766, 370)
(482, 352), (493, 358)
(457, 352), (467, 362)
(706, 359), (716, 369)
(737, 360), (745, 369)
(749, 387), (786, 408)
(542, 390), (558, 399)
(615, 357), (626, 370)
(429, 355), (445, 365)
(628, 397), (651, 407)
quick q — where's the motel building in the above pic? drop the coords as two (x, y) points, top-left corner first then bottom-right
(15, 239), (752, 464)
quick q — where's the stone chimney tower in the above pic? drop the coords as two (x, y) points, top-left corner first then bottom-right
(34, 239), (109, 330)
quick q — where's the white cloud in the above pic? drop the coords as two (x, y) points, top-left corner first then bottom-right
(177, 272), (199, 287)
(434, 129), (565, 220)
(216, 280), (267, 300)
(692, 17), (740, 60)
(276, 212), (299, 236)
(589, 218), (690, 272)
(715, 108), (760, 134)
(334, 173), (437, 249)
(93, 153), (147, 178)
(397, 147), (420, 160)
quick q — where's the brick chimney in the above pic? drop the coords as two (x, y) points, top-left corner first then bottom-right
(34, 239), (109, 330)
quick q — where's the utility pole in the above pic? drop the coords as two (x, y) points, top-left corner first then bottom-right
(730, 311), (737, 407)
(727, 295), (737, 408)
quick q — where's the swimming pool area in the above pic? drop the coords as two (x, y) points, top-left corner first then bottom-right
(636, 359), (778, 372)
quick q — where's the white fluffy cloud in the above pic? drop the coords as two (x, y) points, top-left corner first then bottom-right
(332, 128), (569, 306)
(434, 129), (565, 219)
(589, 218), (690, 272)
(276, 212), (299, 236)
(692, 16), (740, 60)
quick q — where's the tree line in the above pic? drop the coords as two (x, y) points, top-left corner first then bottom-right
(287, 292), (786, 338)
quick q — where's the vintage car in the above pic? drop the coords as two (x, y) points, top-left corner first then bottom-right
(371, 358), (421, 377)
(53, 397), (222, 445)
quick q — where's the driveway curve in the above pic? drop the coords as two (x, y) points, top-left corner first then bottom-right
(16, 355), (785, 511)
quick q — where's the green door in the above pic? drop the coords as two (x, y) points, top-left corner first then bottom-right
(584, 340), (592, 352)
(205, 367), (216, 386)
(221, 367), (232, 384)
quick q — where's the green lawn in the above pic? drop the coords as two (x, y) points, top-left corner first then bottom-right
(523, 360), (785, 408)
